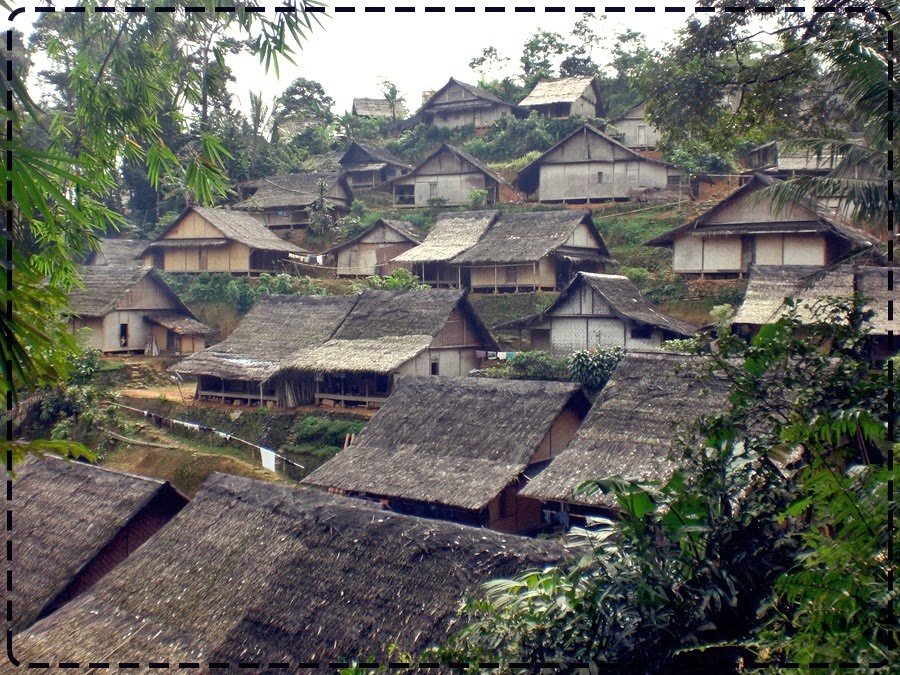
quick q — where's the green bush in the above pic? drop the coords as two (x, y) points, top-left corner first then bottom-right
(568, 346), (624, 391)
(293, 416), (366, 448)
(476, 351), (570, 381)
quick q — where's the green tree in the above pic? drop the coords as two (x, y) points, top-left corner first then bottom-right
(379, 79), (406, 122)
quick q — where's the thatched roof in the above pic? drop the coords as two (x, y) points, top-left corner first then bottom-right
(234, 172), (351, 211)
(380, 144), (508, 196)
(733, 264), (891, 335)
(536, 273), (697, 336)
(67, 266), (197, 321)
(338, 141), (411, 170)
(450, 210), (612, 265)
(392, 210), (500, 264)
(321, 218), (422, 256)
(352, 97), (409, 119)
(520, 352), (728, 507)
(644, 173), (881, 248)
(145, 314), (212, 336)
(515, 124), (676, 194)
(303, 376), (589, 510)
(8, 455), (187, 633)
(172, 294), (357, 380)
(288, 289), (496, 374)
(519, 76), (599, 107)
(420, 78), (509, 112)
(85, 239), (146, 266)
(15, 474), (563, 663)
(142, 207), (306, 255)
(609, 100), (648, 122)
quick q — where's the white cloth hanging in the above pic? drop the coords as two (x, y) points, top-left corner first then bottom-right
(260, 447), (277, 472)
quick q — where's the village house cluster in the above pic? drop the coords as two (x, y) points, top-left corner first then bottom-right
(18, 73), (889, 662)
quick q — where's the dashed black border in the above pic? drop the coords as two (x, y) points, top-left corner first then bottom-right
(4, 2), (894, 671)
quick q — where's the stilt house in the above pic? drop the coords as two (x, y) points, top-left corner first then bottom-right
(519, 352), (728, 528)
(644, 173), (880, 277)
(13, 474), (562, 664)
(67, 265), (210, 354)
(338, 141), (412, 188)
(519, 76), (600, 119)
(303, 376), (591, 534)
(234, 172), (352, 230)
(419, 78), (515, 131)
(500, 272), (697, 354)
(139, 207), (307, 274)
(8, 456), (187, 634)
(606, 101), (660, 150)
(514, 124), (684, 203)
(323, 218), (423, 277)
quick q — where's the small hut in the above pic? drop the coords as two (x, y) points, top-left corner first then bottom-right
(139, 207), (307, 275)
(233, 172), (352, 230)
(606, 101), (660, 150)
(519, 352), (728, 528)
(338, 141), (412, 188)
(323, 218), (423, 277)
(732, 264), (895, 362)
(172, 295), (358, 407)
(303, 376), (591, 534)
(381, 144), (508, 208)
(500, 272), (697, 354)
(67, 265), (210, 354)
(644, 173), (880, 278)
(419, 78), (515, 130)
(287, 289), (497, 407)
(84, 239), (146, 267)
(8, 455), (187, 633)
(745, 140), (847, 176)
(519, 76), (600, 119)
(449, 210), (613, 291)
(514, 124), (683, 203)
(351, 97), (408, 120)
(391, 210), (500, 287)
(13, 474), (563, 664)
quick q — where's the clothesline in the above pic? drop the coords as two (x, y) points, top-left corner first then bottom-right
(476, 350), (517, 361)
(111, 403), (304, 471)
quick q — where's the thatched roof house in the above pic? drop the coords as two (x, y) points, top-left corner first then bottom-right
(514, 124), (683, 203)
(520, 352), (728, 526)
(419, 77), (515, 130)
(644, 173), (880, 277)
(175, 289), (497, 408)
(14, 474), (563, 664)
(233, 172), (352, 230)
(84, 239), (146, 266)
(338, 141), (411, 188)
(8, 456), (187, 633)
(732, 264), (894, 361)
(380, 143), (509, 208)
(450, 210), (613, 291)
(745, 140), (846, 175)
(304, 376), (591, 534)
(172, 294), (357, 407)
(139, 206), (306, 275)
(606, 101), (660, 150)
(501, 272), (696, 354)
(67, 265), (210, 354)
(351, 97), (409, 119)
(519, 76), (600, 118)
(323, 218), (423, 277)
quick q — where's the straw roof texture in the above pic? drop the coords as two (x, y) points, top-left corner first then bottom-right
(67, 266), (199, 322)
(644, 174), (881, 248)
(858, 266), (892, 334)
(393, 211), (500, 263)
(9, 456), (186, 633)
(144, 207), (305, 254)
(15, 474), (563, 664)
(234, 172), (350, 210)
(321, 219), (422, 256)
(352, 97), (409, 119)
(339, 141), (410, 169)
(303, 376), (588, 510)
(520, 352), (727, 507)
(85, 239), (146, 266)
(421, 78), (508, 111)
(451, 210), (611, 265)
(288, 290), (496, 374)
(519, 76), (598, 106)
(145, 314), (212, 336)
(172, 295), (357, 380)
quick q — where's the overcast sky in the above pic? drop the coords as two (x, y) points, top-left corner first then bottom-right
(222, 4), (695, 116)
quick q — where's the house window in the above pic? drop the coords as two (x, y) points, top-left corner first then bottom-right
(396, 185), (415, 205)
(431, 360), (439, 376)
(630, 325), (652, 340)
(506, 266), (518, 284)
(428, 182), (438, 198)
(597, 171), (604, 184)
(501, 111), (508, 117)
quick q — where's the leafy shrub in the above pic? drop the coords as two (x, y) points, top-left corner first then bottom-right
(293, 416), (366, 448)
(476, 351), (570, 381)
(568, 346), (624, 391)
(351, 268), (429, 293)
